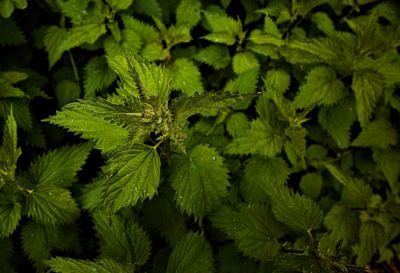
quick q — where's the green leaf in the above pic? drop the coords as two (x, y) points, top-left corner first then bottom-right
(0, 0), (14, 18)
(204, 10), (240, 34)
(352, 119), (398, 149)
(102, 144), (161, 211)
(211, 205), (285, 260)
(355, 220), (385, 265)
(134, 0), (162, 18)
(170, 144), (229, 218)
(232, 52), (259, 74)
(299, 172), (323, 200)
(0, 99), (32, 130)
(226, 112), (249, 138)
(121, 14), (160, 43)
(84, 56), (117, 97)
(107, 55), (139, 98)
(46, 257), (130, 273)
(352, 70), (383, 127)
(166, 232), (214, 273)
(240, 156), (289, 203)
(0, 108), (21, 183)
(26, 185), (80, 225)
(105, 0), (133, 11)
(294, 66), (345, 108)
(171, 58), (203, 96)
(21, 222), (50, 266)
(28, 143), (92, 188)
(45, 102), (129, 153)
(319, 205), (359, 252)
(0, 18), (25, 46)
(264, 69), (291, 95)
(225, 119), (284, 157)
(203, 32), (236, 45)
(224, 68), (258, 95)
(373, 149), (400, 196)
(93, 211), (151, 265)
(176, 0), (201, 29)
(263, 15), (281, 37)
(318, 98), (356, 148)
(55, 80), (81, 107)
(44, 24), (107, 67)
(193, 45), (231, 70)
(0, 202), (21, 237)
(268, 185), (324, 233)
(312, 12), (335, 36)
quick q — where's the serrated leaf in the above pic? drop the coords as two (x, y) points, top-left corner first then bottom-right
(268, 185), (324, 233)
(232, 52), (259, 74)
(44, 24), (107, 67)
(166, 232), (214, 273)
(355, 220), (385, 265)
(170, 144), (229, 218)
(176, 0), (201, 29)
(26, 185), (80, 225)
(121, 14), (160, 43)
(171, 58), (203, 96)
(84, 56), (117, 97)
(28, 143), (92, 187)
(263, 15), (281, 37)
(294, 66), (345, 108)
(225, 119), (284, 157)
(312, 12), (335, 36)
(352, 70), (383, 127)
(0, 18), (25, 46)
(203, 32), (236, 45)
(141, 43), (169, 61)
(318, 98), (356, 148)
(45, 102), (129, 153)
(211, 205), (285, 260)
(193, 45), (231, 70)
(0, 99), (32, 130)
(204, 10), (240, 34)
(299, 172), (323, 200)
(224, 68), (259, 95)
(102, 144), (160, 211)
(373, 149), (400, 196)
(105, 0), (133, 11)
(93, 211), (151, 265)
(134, 0), (162, 18)
(21, 222), (50, 266)
(46, 257), (130, 273)
(240, 156), (289, 203)
(319, 205), (359, 252)
(0, 202), (21, 237)
(352, 119), (397, 149)
(106, 55), (139, 98)
(226, 112), (249, 138)
(264, 69), (291, 95)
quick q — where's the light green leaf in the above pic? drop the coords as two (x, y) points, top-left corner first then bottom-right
(193, 45), (231, 70)
(45, 102), (129, 153)
(226, 119), (284, 157)
(134, 0), (162, 18)
(211, 205), (285, 260)
(45, 24), (107, 67)
(263, 15), (281, 37)
(26, 185), (80, 225)
(352, 119), (397, 149)
(355, 220), (386, 265)
(46, 257), (130, 273)
(102, 144), (161, 211)
(203, 32), (236, 45)
(141, 43), (169, 61)
(203, 10), (240, 34)
(93, 211), (151, 265)
(224, 68), (258, 95)
(170, 144), (229, 218)
(226, 112), (249, 138)
(264, 69), (291, 95)
(319, 205), (359, 252)
(240, 156), (289, 203)
(166, 232), (214, 273)
(0, 202), (21, 237)
(176, 0), (201, 29)
(312, 12), (335, 36)
(107, 55), (139, 98)
(268, 185), (324, 233)
(121, 14), (159, 43)
(232, 52), (259, 74)
(294, 66), (345, 108)
(318, 98), (356, 148)
(28, 143), (92, 187)
(352, 70), (383, 127)
(171, 58), (203, 96)
(84, 56), (117, 97)
(105, 0), (133, 10)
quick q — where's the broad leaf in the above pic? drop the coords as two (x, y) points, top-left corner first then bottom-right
(176, 0), (201, 29)
(352, 119), (398, 148)
(170, 144), (229, 218)
(84, 56), (117, 97)
(355, 220), (385, 265)
(0, 202), (21, 237)
(46, 257), (130, 273)
(232, 52), (259, 74)
(171, 58), (203, 96)
(193, 45), (231, 70)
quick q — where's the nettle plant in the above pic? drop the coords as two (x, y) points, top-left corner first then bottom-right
(1, 0), (400, 272)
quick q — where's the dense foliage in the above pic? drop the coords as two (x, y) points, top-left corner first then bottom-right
(1, 0), (400, 272)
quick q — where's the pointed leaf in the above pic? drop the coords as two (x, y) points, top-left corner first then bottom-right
(171, 58), (203, 96)
(0, 202), (21, 237)
(46, 257), (130, 273)
(352, 119), (397, 149)
(232, 52), (259, 74)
